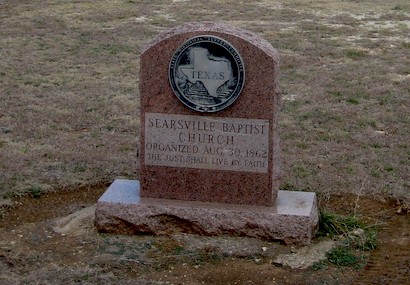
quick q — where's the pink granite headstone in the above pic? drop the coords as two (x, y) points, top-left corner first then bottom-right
(95, 22), (319, 245)
(139, 22), (281, 206)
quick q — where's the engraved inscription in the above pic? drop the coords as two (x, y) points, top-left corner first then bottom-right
(144, 113), (269, 173)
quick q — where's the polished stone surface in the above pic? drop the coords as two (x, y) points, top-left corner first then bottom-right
(139, 22), (281, 206)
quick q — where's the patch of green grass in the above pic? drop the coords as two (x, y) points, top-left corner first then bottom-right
(346, 49), (368, 60)
(318, 210), (378, 268)
(73, 163), (87, 173)
(194, 250), (223, 265)
(357, 118), (377, 129)
(174, 245), (184, 254)
(27, 186), (43, 199)
(384, 165), (394, 172)
(282, 98), (301, 112)
(329, 91), (343, 98)
(317, 210), (363, 237)
(293, 165), (316, 179)
(317, 210), (378, 248)
(347, 98), (360, 105)
(369, 168), (380, 178)
(360, 229), (378, 251)
(3, 185), (45, 200)
(298, 109), (339, 124)
(296, 142), (309, 149)
(312, 261), (327, 271)
(347, 91), (369, 105)
(2, 191), (15, 200)
(327, 245), (357, 266)
(379, 28), (396, 36)
(378, 96), (393, 105)
(329, 89), (371, 106)
(298, 109), (322, 121)
(346, 166), (355, 173)
(27, 186), (44, 199)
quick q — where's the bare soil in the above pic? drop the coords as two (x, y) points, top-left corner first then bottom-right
(0, 186), (408, 284)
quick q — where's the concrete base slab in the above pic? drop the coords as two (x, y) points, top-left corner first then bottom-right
(95, 179), (319, 245)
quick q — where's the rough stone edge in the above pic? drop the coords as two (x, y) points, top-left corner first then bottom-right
(95, 180), (318, 245)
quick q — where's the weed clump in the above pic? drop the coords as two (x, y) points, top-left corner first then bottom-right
(318, 210), (362, 237)
(318, 209), (378, 249)
(27, 186), (43, 199)
(327, 245), (358, 266)
(346, 49), (368, 59)
(317, 209), (378, 268)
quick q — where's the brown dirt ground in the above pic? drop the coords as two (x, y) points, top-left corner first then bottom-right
(0, 185), (408, 284)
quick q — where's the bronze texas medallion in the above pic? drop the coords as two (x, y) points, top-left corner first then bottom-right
(169, 35), (245, 112)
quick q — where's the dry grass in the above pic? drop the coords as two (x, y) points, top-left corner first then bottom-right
(0, 0), (409, 201)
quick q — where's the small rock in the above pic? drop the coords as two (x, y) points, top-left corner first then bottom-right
(97, 272), (116, 282)
(350, 228), (365, 238)
(52, 205), (96, 236)
(396, 205), (409, 215)
(261, 246), (267, 252)
(273, 240), (336, 269)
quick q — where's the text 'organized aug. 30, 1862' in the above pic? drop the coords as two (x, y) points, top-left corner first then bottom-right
(144, 113), (269, 173)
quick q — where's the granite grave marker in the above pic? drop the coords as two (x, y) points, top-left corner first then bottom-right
(95, 22), (319, 244)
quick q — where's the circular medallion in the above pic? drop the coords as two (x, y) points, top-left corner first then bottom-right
(169, 35), (245, 112)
